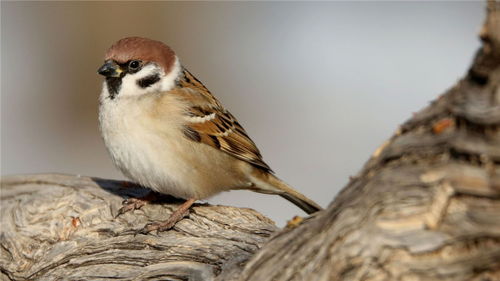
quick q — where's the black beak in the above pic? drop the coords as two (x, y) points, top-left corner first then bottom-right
(97, 60), (123, 77)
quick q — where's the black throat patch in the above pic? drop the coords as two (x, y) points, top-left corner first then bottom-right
(106, 77), (122, 100)
(137, 74), (161, 88)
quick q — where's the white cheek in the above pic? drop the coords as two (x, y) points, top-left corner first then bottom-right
(159, 57), (181, 92)
(109, 57), (182, 99)
(119, 64), (164, 98)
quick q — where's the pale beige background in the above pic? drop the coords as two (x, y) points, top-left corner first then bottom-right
(1, 2), (483, 225)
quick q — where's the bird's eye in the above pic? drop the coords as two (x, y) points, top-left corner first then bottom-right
(128, 60), (141, 71)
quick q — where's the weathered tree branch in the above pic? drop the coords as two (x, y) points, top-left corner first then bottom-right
(221, 2), (500, 281)
(0, 174), (277, 280)
(2, 2), (500, 281)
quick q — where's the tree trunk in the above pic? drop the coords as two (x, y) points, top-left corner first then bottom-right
(220, 2), (500, 281)
(2, 2), (500, 281)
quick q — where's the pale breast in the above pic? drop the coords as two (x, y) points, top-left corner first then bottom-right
(98, 94), (249, 199)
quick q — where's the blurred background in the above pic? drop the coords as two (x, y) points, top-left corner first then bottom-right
(1, 2), (484, 225)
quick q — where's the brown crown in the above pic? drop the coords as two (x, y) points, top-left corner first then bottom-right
(104, 37), (176, 73)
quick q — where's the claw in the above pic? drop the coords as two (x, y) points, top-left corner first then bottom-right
(135, 198), (196, 235)
(133, 227), (150, 237)
(118, 198), (196, 235)
(137, 220), (175, 235)
(115, 195), (153, 218)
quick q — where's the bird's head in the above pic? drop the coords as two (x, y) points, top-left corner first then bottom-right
(98, 37), (180, 99)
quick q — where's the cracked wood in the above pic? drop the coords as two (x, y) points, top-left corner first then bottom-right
(0, 174), (277, 281)
(2, 2), (500, 281)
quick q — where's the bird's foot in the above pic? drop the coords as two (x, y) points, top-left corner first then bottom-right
(116, 191), (159, 218)
(137, 198), (196, 234)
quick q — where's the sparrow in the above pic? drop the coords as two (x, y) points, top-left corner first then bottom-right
(97, 37), (322, 233)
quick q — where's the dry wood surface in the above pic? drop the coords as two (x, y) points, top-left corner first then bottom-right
(2, 2), (500, 281)
(0, 174), (277, 280)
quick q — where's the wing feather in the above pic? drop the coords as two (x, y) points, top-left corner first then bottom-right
(177, 68), (272, 172)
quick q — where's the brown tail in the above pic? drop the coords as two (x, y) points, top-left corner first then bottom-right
(250, 172), (322, 214)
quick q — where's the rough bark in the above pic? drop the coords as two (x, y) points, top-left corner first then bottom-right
(2, 2), (500, 281)
(0, 174), (277, 280)
(221, 2), (500, 281)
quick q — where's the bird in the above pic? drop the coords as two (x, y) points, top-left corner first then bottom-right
(97, 37), (322, 233)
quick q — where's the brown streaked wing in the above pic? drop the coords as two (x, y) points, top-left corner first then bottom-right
(176, 69), (272, 172)
(185, 106), (273, 173)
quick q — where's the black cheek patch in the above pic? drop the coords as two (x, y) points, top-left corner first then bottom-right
(137, 74), (161, 88)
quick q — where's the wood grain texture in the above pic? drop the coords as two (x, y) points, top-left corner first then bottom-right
(0, 174), (277, 280)
(220, 2), (500, 281)
(2, 2), (500, 281)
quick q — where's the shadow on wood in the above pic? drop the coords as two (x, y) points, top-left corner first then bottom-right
(2, 2), (500, 281)
(0, 174), (277, 280)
